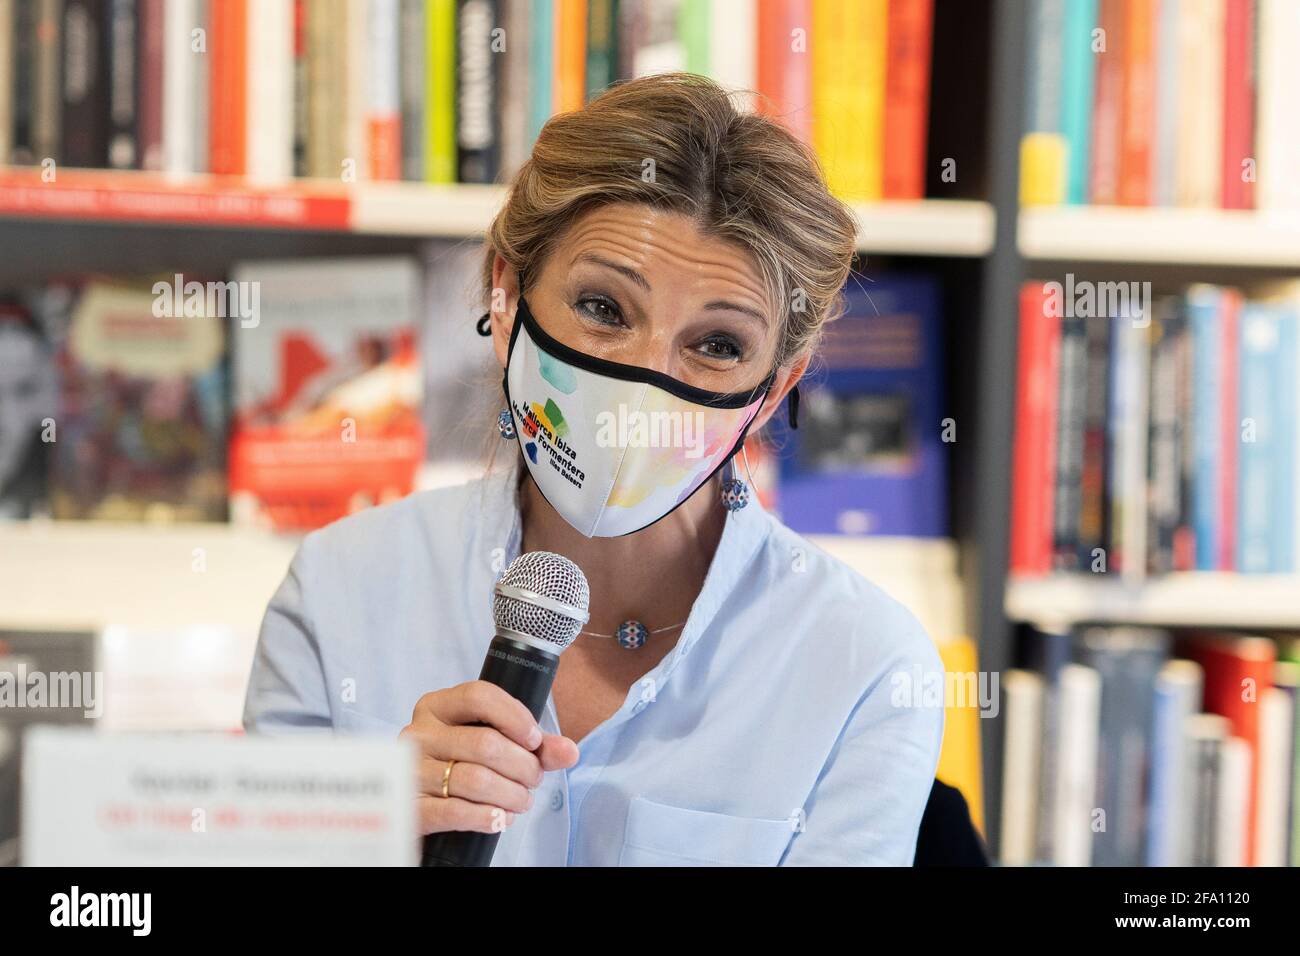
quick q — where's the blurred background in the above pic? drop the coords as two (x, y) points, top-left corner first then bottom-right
(0, 0), (1298, 868)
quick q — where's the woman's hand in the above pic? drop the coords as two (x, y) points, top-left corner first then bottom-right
(402, 680), (580, 836)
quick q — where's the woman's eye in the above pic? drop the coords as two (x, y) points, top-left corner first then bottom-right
(696, 336), (743, 361)
(576, 297), (624, 326)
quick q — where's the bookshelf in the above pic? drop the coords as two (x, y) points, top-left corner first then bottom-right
(0, 167), (994, 254)
(1021, 205), (1300, 267)
(1006, 573), (1300, 631)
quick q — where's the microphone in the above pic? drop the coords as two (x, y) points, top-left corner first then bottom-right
(421, 551), (589, 867)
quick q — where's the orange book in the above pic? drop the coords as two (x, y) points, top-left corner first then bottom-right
(1117, 0), (1155, 206)
(882, 0), (934, 200)
(756, 0), (812, 142)
(1090, 0), (1124, 204)
(209, 0), (248, 177)
(554, 0), (588, 113)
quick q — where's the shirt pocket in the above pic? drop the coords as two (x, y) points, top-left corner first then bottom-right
(617, 795), (794, 867)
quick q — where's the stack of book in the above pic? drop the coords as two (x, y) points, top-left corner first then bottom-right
(1020, 0), (1300, 210)
(0, 0), (936, 199)
(1010, 279), (1300, 579)
(1001, 626), (1299, 867)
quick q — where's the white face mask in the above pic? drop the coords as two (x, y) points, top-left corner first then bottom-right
(500, 296), (775, 537)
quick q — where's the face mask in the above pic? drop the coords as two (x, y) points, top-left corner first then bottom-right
(499, 296), (776, 537)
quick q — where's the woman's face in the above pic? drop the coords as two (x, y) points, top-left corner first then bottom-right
(490, 203), (805, 427)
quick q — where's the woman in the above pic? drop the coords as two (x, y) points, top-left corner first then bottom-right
(243, 72), (945, 866)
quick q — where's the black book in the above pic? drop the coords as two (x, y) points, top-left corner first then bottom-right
(59, 0), (110, 167)
(455, 0), (500, 184)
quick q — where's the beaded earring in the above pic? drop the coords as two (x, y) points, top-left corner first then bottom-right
(497, 408), (516, 440)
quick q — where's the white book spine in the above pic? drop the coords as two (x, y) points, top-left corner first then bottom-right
(708, 0), (756, 111)
(1053, 663), (1100, 866)
(1175, 0), (1225, 207)
(246, 0), (294, 184)
(1216, 736), (1251, 866)
(1257, 0), (1300, 210)
(1000, 670), (1044, 866)
(163, 0), (199, 175)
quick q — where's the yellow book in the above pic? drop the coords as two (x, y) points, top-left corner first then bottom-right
(425, 0), (457, 183)
(811, 0), (886, 201)
(1019, 132), (1068, 206)
(936, 635), (986, 835)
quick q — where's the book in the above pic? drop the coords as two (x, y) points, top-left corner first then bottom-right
(1220, 0), (1256, 208)
(755, 0), (811, 141)
(49, 278), (228, 522)
(1181, 633), (1276, 866)
(1010, 281), (1059, 575)
(228, 257), (425, 531)
(1053, 662), (1101, 866)
(245, 0), (294, 184)
(1076, 625), (1171, 866)
(61, 0), (110, 168)
(366, 0), (402, 181)
(1256, 0), (1300, 210)
(882, 0), (933, 201)
(1256, 683), (1294, 866)
(999, 668), (1044, 865)
(1147, 658), (1203, 866)
(423, 0), (456, 182)
(208, 0), (247, 176)
(456, 0), (501, 183)
(810, 0), (885, 201)
(1186, 712), (1229, 866)
(0, 300), (58, 520)
(769, 274), (946, 537)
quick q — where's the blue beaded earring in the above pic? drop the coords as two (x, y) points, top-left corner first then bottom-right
(497, 408), (516, 440)
(720, 455), (750, 512)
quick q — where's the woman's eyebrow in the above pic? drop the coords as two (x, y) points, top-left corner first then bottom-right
(703, 300), (770, 328)
(574, 252), (651, 292)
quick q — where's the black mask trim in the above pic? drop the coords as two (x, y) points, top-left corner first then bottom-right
(506, 295), (777, 409)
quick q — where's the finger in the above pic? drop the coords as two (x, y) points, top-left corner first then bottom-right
(428, 681), (544, 750)
(415, 795), (516, 836)
(418, 757), (534, 814)
(536, 734), (580, 772)
(440, 723), (545, 788)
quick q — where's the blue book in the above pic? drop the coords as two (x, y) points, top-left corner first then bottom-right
(1274, 308), (1298, 572)
(1187, 286), (1222, 570)
(769, 274), (946, 537)
(1147, 659), (1203, 866)
(528, 0), (555, 143)
(1060, 0), (1098, 204)
(1237, 303), (1283, 572)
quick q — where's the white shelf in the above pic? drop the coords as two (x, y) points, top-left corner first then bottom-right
(1006, 572), (1300, 630)
(0, 168), (994, 255)
(1020, 205), (1300, 266)
(0, 520), (297, 634)
(350, 181), (508, 236)
(848, 200), (994, 256)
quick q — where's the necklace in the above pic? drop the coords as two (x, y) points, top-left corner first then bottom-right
(580, 619), (687, 650)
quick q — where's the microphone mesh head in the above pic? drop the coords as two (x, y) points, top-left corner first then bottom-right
(492, 551), (590, 651)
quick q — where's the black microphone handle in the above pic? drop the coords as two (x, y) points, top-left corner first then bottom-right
(421, 634), (560, 867)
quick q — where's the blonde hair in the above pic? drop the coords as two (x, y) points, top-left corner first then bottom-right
(480, 71), (858, 367)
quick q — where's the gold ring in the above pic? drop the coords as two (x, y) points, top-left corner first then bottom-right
(441, 759), (456, 799)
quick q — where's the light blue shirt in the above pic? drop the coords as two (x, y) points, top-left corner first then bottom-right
(242, 460), (945, 865)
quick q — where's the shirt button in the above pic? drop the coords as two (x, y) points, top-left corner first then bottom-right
(550, 790), (565, 811)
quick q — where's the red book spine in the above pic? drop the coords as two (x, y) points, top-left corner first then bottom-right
(1117, 0), (1154, 206)
(755, 0), (811, 143)
(208, 0), (247, 176)
(1184, 635), (1275, 867)
(1090, 0), (1125, 204)
(1010, 282), (1061, 576)
(1221, 0), (1256, 208)
(137, 0), (165, 171)
(1218, 288), (1240, 570)
(882, 0), (933, 200)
